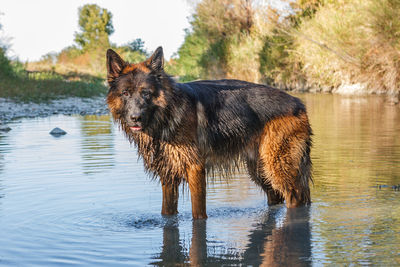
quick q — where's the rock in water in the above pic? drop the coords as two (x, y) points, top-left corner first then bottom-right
(50, 127), (67, 136)
(0, 121), (10, 132)
(0, 126), (11, 132)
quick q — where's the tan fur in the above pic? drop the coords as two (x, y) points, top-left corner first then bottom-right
(153, 90), (168, 108)
(129, 107), (198, 177)
(187, 163), (207, 219)
(121, 63), (150, 74)
(106, 94), (123, 118)
(259, 112), (311, 207)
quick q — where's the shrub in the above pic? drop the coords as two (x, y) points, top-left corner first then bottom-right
(293, 0), (400, 95)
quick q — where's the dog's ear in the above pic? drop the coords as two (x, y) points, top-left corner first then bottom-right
(106, 49), (126, 84)
(146, 46), (164, 73)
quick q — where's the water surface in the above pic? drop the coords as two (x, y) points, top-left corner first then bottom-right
(0, 94), (399, 266)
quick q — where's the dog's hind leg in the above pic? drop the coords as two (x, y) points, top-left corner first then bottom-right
(245, 157), (284, 205)
(161, 182), (179, 215)
(258, 113), (312, 208)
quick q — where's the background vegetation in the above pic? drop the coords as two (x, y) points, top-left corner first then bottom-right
(1, 1), (399, 102)
(168, 0), (400, 100)
(0, 4), (147, 102)
(27, 4), (147, 79)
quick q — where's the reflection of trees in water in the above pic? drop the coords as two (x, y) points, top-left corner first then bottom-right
(152, 207), (312, 266)
(79, 115), (115, 175)
(300, 94), (400, 265)
(302, 94), (400, 188)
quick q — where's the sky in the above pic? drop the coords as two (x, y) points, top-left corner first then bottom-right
(0, 0), (193, 61)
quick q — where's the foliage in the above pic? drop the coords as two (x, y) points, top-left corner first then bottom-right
(168, 0), (322, 84)
(1, 48), (107, 102)
(170, 0), (400, 97)
(67, 4), (114, 76)
(0, 73), (107, 102)
(114, 39), (148, 64)
(27, 5), (147, 80)
(166, 29), (208, 81)
(128, 38), (147, 55)
(3, 1), (399, 98)
(259, 31), (293, 86)
(0, 9), (107, 103)
(293, 0), (400, 95)
(286, 0), (324, 26)
(169, 0), (266, 83)
(257, 0), (326, 89)
(1, 50), (107, 102)
(0, 16), (13, 77)
(117, 48), (147, 65)
(0, 47), (13, 77)
(195, 0), (264, 81)
(74, 4), (114, 51)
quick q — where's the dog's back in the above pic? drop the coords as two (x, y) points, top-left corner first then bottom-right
(177, 79), (309, 162)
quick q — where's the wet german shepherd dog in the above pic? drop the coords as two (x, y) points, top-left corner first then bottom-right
(106, 47), (312, 219)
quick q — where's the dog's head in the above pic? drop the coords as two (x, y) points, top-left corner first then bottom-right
(106, 47), (170, 134)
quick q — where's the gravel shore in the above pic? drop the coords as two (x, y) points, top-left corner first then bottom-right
(0, 97), (109, 124)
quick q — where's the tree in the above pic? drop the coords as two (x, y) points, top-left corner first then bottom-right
(0, 14), (13, 77)
(167, 29), (208, 81)
(74, 4), (114, 51)
(186, 0), (263, 81)
(128, 38), (147, 55)
(0, 12), (7, 49)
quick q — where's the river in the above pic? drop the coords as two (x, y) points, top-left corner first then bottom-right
(0, 94), (399, 266)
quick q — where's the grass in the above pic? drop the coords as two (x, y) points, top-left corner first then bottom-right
(0, 47), (107, 103)
(0, 69), (107, 103)
(0, 45), (145, 103)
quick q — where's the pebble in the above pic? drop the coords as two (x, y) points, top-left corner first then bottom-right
(50, 127), (67, 136)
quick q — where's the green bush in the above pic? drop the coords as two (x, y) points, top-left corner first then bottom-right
(0, 47), (13, 77)
(169, 0), (267, 83)
(115, 46), (147, 64)
(166, 29), (209, 81)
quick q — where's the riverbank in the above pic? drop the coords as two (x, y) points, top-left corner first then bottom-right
(1, 89), (398, 127)
(0, 97), (109, 124)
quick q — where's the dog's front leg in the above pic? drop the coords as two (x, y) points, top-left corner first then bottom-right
(161, 182), (179, 216)
(187, 164), (207, 219)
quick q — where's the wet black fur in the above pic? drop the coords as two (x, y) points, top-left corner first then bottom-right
(107, 47), (307, 183)
(176, 79), (306, 156)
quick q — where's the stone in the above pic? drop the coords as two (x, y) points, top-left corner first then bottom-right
(50, 127), (67, 136)
(0, 126), (11, 132)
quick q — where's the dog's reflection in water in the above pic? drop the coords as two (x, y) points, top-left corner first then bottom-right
(152, 206), (312, 266)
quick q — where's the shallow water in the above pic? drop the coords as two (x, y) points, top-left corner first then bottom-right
(0, 94), (399, 266)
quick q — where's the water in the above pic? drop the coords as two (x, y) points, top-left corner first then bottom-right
(0, 94), (399, 266)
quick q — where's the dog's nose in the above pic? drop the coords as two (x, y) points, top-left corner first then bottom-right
(130, 114), (141, 123)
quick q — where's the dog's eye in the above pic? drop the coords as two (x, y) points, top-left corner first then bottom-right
(121, 90), (129, 97)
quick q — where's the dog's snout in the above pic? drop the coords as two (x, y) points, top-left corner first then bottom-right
(130, 114), (141, 123)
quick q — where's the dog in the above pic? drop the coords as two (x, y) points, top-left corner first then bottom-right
(106, 47), (312, 219)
